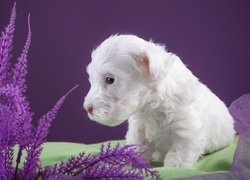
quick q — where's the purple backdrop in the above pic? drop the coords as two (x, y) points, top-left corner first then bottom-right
(1, 1), (250, 144)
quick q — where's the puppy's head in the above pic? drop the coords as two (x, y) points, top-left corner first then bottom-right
(84, 34), (175, 126)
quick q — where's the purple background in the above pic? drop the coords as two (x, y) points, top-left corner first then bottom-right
(1, 1), (250, 144)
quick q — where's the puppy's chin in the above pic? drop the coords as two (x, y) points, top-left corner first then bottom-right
(88, 114), (126, 127)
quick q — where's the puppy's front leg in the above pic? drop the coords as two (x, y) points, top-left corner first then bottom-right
(164, 129), (204, 167)
(126, 117), (153, 160)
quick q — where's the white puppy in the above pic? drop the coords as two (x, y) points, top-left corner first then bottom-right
(84, 34), (235, 167)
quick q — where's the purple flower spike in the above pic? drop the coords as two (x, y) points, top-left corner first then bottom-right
(47, 142), (162, 180)
(0, 9), (34, 177)
(22, 85), (79, 180)
(12, 13), (32, 93)
(0, 2), (16, 85)
(0, 4), (79, 179)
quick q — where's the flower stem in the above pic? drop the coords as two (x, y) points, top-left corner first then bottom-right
(14, 146), (23, 179)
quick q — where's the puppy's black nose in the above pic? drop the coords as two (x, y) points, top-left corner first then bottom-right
(86, 106), (93, 115)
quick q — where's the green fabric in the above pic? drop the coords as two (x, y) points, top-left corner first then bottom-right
(15, 136), (239, 180)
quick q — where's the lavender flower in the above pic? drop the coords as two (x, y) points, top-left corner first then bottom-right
(0, 2), (16, 86)
(0, 4), (20, 179)
(0, 3), (79, 180)
(0, 4), (35, 179)
(22, 85), (78, 180)
(46, 143), (162, 180)
(0, 105), (15, 179)
(12, 13), (31, 93)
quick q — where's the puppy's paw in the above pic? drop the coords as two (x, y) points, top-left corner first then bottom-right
(164, 152), (193, 168)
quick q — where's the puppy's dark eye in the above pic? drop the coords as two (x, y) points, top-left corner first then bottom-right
(106, 77), (114, 84)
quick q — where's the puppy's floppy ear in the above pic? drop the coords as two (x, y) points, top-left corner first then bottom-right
(142, 43), (175, 80)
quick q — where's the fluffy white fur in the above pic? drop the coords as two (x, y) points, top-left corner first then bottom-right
(84, 34), (235, 167)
